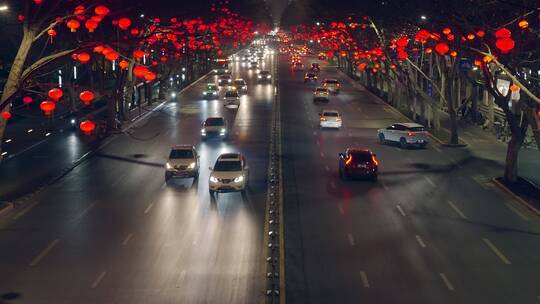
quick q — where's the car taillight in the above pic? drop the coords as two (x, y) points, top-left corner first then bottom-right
(337, 84), (340, 87)
(408, 132), (416, 136)
(320, 117), (327, 121)
(345, 156), (353, 166)
(371, 155), (379, 166)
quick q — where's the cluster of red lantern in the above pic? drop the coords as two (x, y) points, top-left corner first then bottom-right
(79, 120), (96, 135)
(494, 28), (515, 54)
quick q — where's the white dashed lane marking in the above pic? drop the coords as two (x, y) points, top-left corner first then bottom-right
(439, 273), (455, 291)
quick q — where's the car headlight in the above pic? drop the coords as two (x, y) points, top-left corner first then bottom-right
(213, 91), (217, 95)
(213, 69), (217, 73)
(203, 91), (207, 95)
(201, 128), (206, 134)
(188, 162), (196, 169)
(225, 69), (229, 73)
(228, 79), (232, 83)
(171, 92), (177, 98)
(268, 75), (272, 78)
(234, 175), (244, 183)
(165, 162), (172, 169)
(220, 128), (226, 133)
(209, 176), (219, 183)
(258, 75), (262, 78)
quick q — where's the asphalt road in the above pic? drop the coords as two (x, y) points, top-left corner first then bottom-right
(281, 56), (540, 303)
(0, 54), (276, 303)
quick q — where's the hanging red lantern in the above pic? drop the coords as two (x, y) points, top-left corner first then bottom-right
(118, 18), (132, 30)
(495, 28), (511, 39)
(33, 0), (43, 4)
(447, 34), (455, 41)
(47, 29), (57, 37)
(79, 91), (95, 105)
(74, 5), (85, 16)
(93, 45), (105, 53)
(495, 38), (515, 53)
(101, 47), (114, 56)
(40, 100), (56, 115)
(105, 51), (119, 61)
(66, 19), (81, 32)
(509, 85), (519, 92)
(357, 63), (367, 71)
(160, 56), (167, 63)
(450, 50), (458, 57)
(133, 49), (145, 60)
(466, 34), (475, 40)
(130, 28), (139, 36)
(483, 55), (493, 63)
(1, 111), (12, 120)
(425, 47), (433, 54)
(442, 27), (451, 35)
(133, 66), (149, 78)
(119, 60), (130, 70)
(326, 51), (334, 58)
(144, 71), (157, 81)
(474, 59), (482, 66)
(397, 51), (408, 60)
(85, 19), (98, 32)
(23, 96), (33, 105)
(434, 42), (449, 55)
(94, 5), (110, 16)
(77, 52), (91, 64)
(476, 30), (486, 38)
(396, 37), (408, 48)
(48, 88), (63, 100)
(79, 120), (96, 135)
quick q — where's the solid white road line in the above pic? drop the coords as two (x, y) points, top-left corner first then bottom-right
(504, 203), (529, 221)
(433, 146), (442, 153)
(424, 176), (436, 187)
(320, 151), (325, 157)
(161, 182), (167, 189)
(72, 201), (97, 222)
(91, 271), (107, 289)
(382, 182), (389, 191)
(122, 233), (133, 246)
(483, 238), (511, 265)
(12, 201), (39, 220)
(338, 204), (345, 215)
(29, 239), (60, 267)
(439, 273), (455, 291)
(396, 205), (406, 217)
(175, 269), (187, 288)
(415, 235), (427, 248)
(330, 181), (336, 189)
(360, 271), (370, 288)
(347, 233), (355, 246)
(447, 201), (467, 219)
(313, 131), (317, 136)
(144, 202), (154, 214)
(324, 165), (330, 172)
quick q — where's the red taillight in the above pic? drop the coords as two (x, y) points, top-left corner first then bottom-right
(345, 155), (352, 166)
(371, 155), (379, 166)
(408, 132), (416, 136)
(320, 117), (327, 121)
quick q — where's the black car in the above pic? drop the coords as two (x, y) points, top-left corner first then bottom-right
(258, 71), (272, 83)
(338, 148), (379, 181)
(304, 73), (318, 82)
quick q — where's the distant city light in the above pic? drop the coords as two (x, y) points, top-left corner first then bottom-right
(0, 5), (8, 11)
(420, 15), (427, 20)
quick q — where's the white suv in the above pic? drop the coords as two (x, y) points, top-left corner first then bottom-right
(165, 145), (199, 181)
(322, 79), (340, 93)
(377, 122), (429, 148)
(201, 117), (228, 140)
(313, 87), (330, 102)
(319, 110), (342, 129)
(209, 153), (249, 194)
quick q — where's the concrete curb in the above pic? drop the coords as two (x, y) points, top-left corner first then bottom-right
(0, 202), (14, 217)
(491, 177), (540, 218)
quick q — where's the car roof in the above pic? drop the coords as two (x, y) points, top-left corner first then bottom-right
(217, 153), (241, 161)
(322, 110), (339, 114)
(316, 87), (329, 90)
(346, 148), (373, 154)
(206, 116), (224, 120)
(234, 78), (245, 82)
(172, 145), (194, 150)
(219, 74), (231, 78)
(324, 78), (339, 82)
(259, 70), (270, 73)
(398, 122), (425, 128)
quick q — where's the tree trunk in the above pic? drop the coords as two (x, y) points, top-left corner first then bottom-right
(0, 28), (36, 154)
(504, 133), (523, 183)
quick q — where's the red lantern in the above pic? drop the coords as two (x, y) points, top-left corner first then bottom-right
(33, 0), (43, 4)
(94, 5), (110, 16)
(105, 52), (119, 61)
(85, 19), (98, 32)
(118, 18), (132, 30)
(476, 30), (486, 38)
(79, 91), (95, 105)
(1, 111), (12, 120)
(40, 100), (56, 115)
(496, 38), (515, 53)
(327, 51), (334, 58)
(74, 5), (85, 16)
(434, 42), (449, 55)
(77, 52), (91, 64)
(23, 96), (33, 105)
(357, 63), (367, 71)
(102, 47), (114, 56)
(396, 37), (408, 48)
(442, 27), (451, 35)
(144, 71), (157, 81)
(510, 85), (519, 92)
(518, 20), (528, 29)
(133, 50), (145, 60)
(130, 28), (140, 36)
(67, 19), (81, 32)
(47, 29), (57, 37)
(80, 120), (96, 135)
(94, 45), (105, 53)
(495, 28), (511, 39)
(48, 88), (63, 100)
(397, 51), (408, 60)
(425, 47), (433, 54)
(119, 60), (130, 70)
(466, 34), (475, 40)
(133, 66), (149, 78)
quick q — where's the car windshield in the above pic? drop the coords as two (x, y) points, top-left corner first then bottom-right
(234, 80), (245, 85)
(316, 88), (327, 92)
(260, 71), (270, 75)
(323, 112), (339, 117)
(350, 153), (372, 162)
(409, 127), (426, 132)
(306, 74), (315, 77)
(169, 149), (194, 159)
(325, 80), (338, 84)
(205, 118), (224, 126)
(225, 91), (238, 97)
(207, 84), (217, 90)
(214, 160), (242, 171)
(219, 76), (231, 79)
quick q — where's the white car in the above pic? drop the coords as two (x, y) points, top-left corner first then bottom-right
(224, 90), (240, 106)
(213, 67), (229, 75)
(209, 153), (249, 194)
(313, 87), (330, 102)
(233, 79), (248, 94)
(319, 110), (342, 129)
(322, 79), (340, 93)
(377, 122), (429, 148)
(203, 83), (219, 99)
(257, 70), (272, 83)
(218, 75), (232, 86)
(165, 145), (199, 181)
(201, 117), (228, 140)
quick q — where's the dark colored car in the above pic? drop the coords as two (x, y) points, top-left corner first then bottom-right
(310, 63), (320, 72)
(338, 148), (379, 181)
(304, 72), (318, 82)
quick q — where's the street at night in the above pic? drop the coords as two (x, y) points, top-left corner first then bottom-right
(0, 1), (539, 304)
